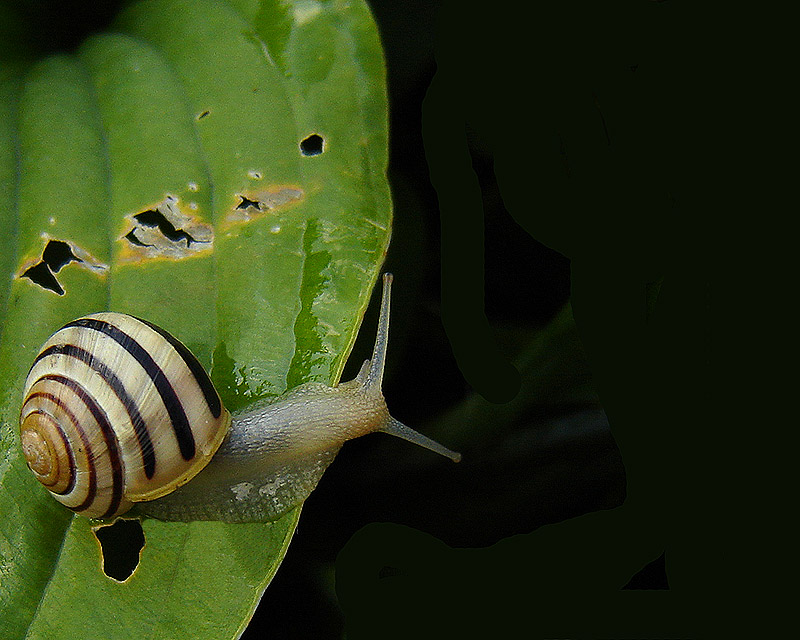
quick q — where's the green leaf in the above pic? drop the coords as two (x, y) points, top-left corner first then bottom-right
(0, 0), (390, 637)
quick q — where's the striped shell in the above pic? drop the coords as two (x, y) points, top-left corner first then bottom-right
(19, 313), (231, 519)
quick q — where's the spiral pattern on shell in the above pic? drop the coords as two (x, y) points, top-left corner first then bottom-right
(19, 313), (231, 519)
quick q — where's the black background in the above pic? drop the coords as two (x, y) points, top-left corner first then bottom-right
(253, 1), (709, 638)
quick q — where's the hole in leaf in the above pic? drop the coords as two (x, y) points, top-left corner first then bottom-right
(119, 199), (214, 263)
(124, 230), (154, 248)
(42, 239), (81, 272)
(226, 187), (304, 224)
(133, 209), (199, 246)
(300, 134), (324, 156)
(94, 519), (145, 582)
(19, 239), (83, 295)
(21, 262), (64, 295)
(120, 197), (213, 261)
(236, 196), (262, 211)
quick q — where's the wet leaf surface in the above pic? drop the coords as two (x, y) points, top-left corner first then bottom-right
(0, 1), (389, 637)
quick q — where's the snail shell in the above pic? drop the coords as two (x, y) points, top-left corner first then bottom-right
(19, 275), (460, 522)
(19, 314), (231, 518)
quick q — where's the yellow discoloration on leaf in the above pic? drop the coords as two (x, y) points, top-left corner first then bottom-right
(225, 185), (304, 226)
(63, 241), (109, 274)
(118, 195), (214, 263)
(16, 255), (41, 276)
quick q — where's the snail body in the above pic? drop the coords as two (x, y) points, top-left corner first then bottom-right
(19, 274), (460, 522)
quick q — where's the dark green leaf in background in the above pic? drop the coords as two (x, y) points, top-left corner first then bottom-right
(0, 1), (390, 637)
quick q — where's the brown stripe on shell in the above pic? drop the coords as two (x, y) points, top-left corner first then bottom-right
(64, 316), (197, 462)
(20, 391), (78, 495)
(34, 343), (157, 480)
(40, 374), (124, 518)
(136, 317), (223, 419)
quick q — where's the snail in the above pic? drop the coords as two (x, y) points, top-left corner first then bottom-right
(18, 273), (460, 522)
